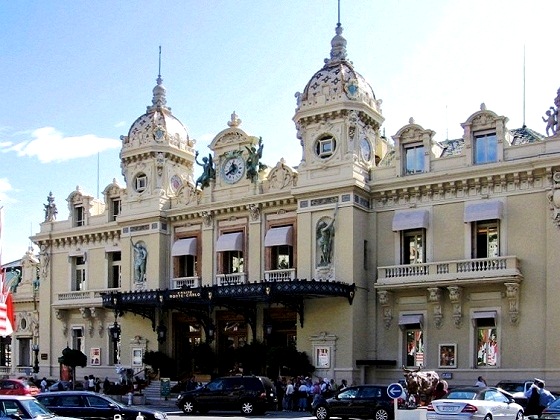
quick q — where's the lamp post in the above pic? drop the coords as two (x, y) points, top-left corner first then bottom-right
(32, 344), (39, 373)
(109, 321), (121, 343)
(156, 324), (167, 344)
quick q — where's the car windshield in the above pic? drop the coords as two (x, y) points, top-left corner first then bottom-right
(499, 383), (524, 393)
(547, 399), (560, 409)
(20, 399), (55, 417)
(446, 391), (477, 400)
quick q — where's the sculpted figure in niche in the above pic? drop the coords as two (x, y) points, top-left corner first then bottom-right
(131, 239), (148, 283)
(195, 151), (215, 189)
(316, 205), (339, 266)
(246, 137), (266, 182)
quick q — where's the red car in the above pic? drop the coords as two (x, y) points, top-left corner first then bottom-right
(0, 379), (40, 396)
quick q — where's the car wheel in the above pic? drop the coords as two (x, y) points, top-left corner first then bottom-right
(375, 408), (390, 420)
(240, 400), (256, 415)
(515, 411), (523, 420)
(483, 415), (492, 420)
(315, 405), (330, 420)
(181, 399), (196, 414)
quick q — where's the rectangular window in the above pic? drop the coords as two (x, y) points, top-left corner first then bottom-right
(111, 199), (121, 221)
(72, 256), (86, 291)
(74, 206), (84, 227)
(107, 252), (121, 289)
(223, 251), (244, 274)
(476, 322), (498, 367)
(176, 255), (197, 277)
(17, 338), (31, 367)
(72, 327), (84, 354)
(271, 245), (293, 270)
(136, 175), (147, 192)
(404, 143), (425, 175)
(404, 327), (424, 367)
(473, 220), (499, 258)
(402, 229), (424, 264)
(474, 133), (497, 164)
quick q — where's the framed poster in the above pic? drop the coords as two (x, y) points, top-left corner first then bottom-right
(90, 348), (101, 366)
(132, 348), (143, 367)
(439, 343), (457, 368)
(315, 347), (330, 368)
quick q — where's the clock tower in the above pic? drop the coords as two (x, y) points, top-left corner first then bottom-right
(293, 23), (389, 190)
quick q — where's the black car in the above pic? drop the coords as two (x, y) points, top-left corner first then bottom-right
(35, 391), (167, 420)
(176, 375), (277, 415)
(311, 385), (394, 420)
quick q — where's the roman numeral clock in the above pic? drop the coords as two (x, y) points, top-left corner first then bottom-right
(221, 150), (246, 184)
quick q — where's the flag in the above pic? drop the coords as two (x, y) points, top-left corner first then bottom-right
(0, 207), (13, 337)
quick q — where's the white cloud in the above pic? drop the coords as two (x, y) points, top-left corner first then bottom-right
(1, 127), (121, 163)
(0, 178), (15, 205)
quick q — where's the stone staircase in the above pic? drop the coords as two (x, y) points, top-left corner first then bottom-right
(141, 380), (178, 404)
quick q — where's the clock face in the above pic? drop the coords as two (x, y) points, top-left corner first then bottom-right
(360, 138), (372, 162)
(222, 156), (245, 184)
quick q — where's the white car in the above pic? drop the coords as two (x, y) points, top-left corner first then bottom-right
(0, 395), (81, 420)
(426, 387), (523, 420)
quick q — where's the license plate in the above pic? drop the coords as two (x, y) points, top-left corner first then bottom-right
(440, 405), (457, 412)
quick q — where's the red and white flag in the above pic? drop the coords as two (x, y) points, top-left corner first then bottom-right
(0, 206), (13, 337)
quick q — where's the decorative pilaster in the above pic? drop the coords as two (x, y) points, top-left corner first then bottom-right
(55, 309), (68, 336)
(504, 283), (520, 324)
(377, 290), (393, 329)
(447, 286), (463, 328)
(427, 287), (443, 329)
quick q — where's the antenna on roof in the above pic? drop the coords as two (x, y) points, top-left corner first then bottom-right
(337, 0), (341, 26)
(522, 44), (526, 127)
(158, 45), (162, 78)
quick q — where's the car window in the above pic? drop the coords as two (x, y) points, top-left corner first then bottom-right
(447, 391), (477, 400)
(338, 388), (359, 399)
(206, 379), (224, 391)
(359, 387), (382, 399)
(59, 395), (83, 407)
(2, 401), (24, 417)
(244, 379), (262, 392)
(36, 395), (57, 405)
(86, 395), (112, 408)
(20, 399), (53, 417)
(485, 390), (508, 403)
(0, 382), (15, 390)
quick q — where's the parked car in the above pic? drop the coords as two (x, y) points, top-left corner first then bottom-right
(36, 390), (167, 420)
(426, 386), (523, 420)
(0, 379), (40, 396)
(496, 380), (533, 408)
(311, 384), (395, 420)
(176, 375), (277, 415)
(0, 395), (81, 420)
(47, 381), (71, 392)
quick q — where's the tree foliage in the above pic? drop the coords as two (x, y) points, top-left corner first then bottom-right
(57, 347), (87, 389)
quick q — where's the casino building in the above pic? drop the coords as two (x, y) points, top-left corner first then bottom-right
(8, 19), (560, 388)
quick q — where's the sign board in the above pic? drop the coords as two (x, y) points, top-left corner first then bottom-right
(160, 377), (171, 398)
(387, 382), (405, 399)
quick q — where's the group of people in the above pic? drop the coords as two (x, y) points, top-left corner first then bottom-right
(274, 376), (349, 412)
(525, 378), (555, 416)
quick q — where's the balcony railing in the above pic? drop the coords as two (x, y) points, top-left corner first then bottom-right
(57, 288), (116, 302)
(216, 273), (246, 286)
(172, 276), (201, 289)
(377, 256), (522, 288)
(264, 268), (296, 282)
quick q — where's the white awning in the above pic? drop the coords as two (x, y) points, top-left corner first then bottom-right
(216, 232), (244, 252)
(171, 238), (197, 256)
(464, 201), (503, 223)
(264, 226), (293, 247)
(398, 314), (424, 326)
(471, 310), (497, 320)
(392, 210), (430, 231)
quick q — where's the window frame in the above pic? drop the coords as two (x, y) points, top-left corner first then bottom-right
(401, 229), (425, 264)
(110, 199), (121, 222)
(72, 256), (87, 291)
(403, 142), (425, 175)
(107, 252), (121, 289)
(472, 220), (499, 258)
(403, 325), (424, 368)
(474, 318), (499, 368)
(315, 135), (336, 159)
(74, 206), (85, 227)
(71, 326), (84, 354)
(474, 132), (497, 164)
(134, 173), (147, 193)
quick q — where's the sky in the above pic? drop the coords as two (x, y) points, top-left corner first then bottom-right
(1, 0), (559, 263)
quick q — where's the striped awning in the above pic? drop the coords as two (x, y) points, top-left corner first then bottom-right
(216, 232), (244, 252)
(392, 210), (429, 231)
(464, 201), (503, 223)
(264, 226), (293, 247)
(171, 238), (197, 256)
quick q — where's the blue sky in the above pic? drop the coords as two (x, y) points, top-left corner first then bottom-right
(1, 0), (559, 263)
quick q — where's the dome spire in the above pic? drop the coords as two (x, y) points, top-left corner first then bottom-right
(325, 0), (347, 64)
(147, 46), (169, 112)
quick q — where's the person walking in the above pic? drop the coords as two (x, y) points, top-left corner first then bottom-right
(474, 376), (487, 387)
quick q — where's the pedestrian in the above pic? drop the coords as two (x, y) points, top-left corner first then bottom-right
(283, 379), (294, 411)
(298, 380), (308, 412)
(40, 377), (48, 393)
(88, 375), (95, 391)
(474, 376), (487, 387)
(339, 379), (348, 391)
(525, 379), (543, 416)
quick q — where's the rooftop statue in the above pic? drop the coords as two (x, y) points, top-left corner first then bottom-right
(245, 137), (266, 183)
(195, 151), (215, 189)
(43, 191), (58, 222)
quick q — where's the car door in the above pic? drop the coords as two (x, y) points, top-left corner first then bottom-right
(84, 394), (121, 420)
(197, 378), (227, 410)
(356, 386), (383, 417)
(49, 394), (86, 418)
(223, 377), (244, 410)
(329, 387), (360, 417)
